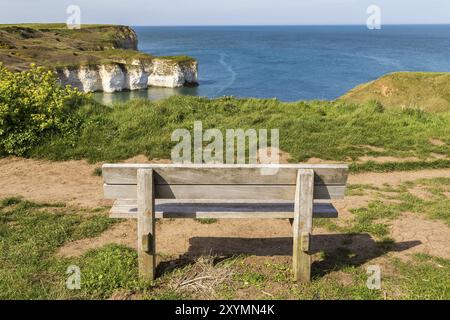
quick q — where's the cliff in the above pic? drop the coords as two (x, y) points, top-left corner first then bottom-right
(0, 23), (198, 92)
(57, 58), (198, 93)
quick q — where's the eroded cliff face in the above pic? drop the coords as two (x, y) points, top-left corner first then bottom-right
(148, 59), (198, 88)
(57, 59), (198, 93)
(111, 26), (139, 50)
(0, 24), (198, 91)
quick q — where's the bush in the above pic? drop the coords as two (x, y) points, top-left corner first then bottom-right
(0, 63), (86, 155)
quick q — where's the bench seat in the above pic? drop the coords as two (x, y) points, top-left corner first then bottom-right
(102, 163), (349, 282)
(110, 199), (338, 219)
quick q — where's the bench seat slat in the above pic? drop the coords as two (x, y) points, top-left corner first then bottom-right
(109, 199), (338, 219)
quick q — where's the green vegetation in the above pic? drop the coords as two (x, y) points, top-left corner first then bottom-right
(340, 72), (450, 113)
(156, 55), (197, 65)
(0, 23), (195, 72)
(349, 159), (450, 173)
(0, 197), (116, 299)
(0, 64), (85, 155)
(26, 96), (450, 167)
(80, 244), (140, 299)
(0, 65), (448, 173)
(387, 254), (450, 300)
(1, 187), (448, 299)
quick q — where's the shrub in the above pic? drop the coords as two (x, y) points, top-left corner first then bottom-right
(0, 63), (86, 155)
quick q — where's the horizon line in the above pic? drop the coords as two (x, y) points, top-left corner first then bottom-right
(2, 22), (450, 28)
(131, 23), (450, 27)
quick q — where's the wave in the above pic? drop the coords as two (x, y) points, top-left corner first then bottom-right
(217, 53), (237, 95)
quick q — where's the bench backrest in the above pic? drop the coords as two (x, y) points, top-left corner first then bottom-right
(102, 164), (348, 201)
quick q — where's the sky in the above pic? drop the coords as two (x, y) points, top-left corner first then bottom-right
(1, 0), (449, 26)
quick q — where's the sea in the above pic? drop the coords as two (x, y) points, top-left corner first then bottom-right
(93, 25), (450, 104)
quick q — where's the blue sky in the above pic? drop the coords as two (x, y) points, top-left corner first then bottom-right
(1, 0), (449, 25)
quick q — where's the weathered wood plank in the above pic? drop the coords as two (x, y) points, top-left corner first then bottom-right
(102, 164), (348, 186)
(103, 163), (349, 170)
(109, 199), (338, 219)
(292, 169), (314, 283)
(103, 184), (346, 200)
(137, 169), (156, 281)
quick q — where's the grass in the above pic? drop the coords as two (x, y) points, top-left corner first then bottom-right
(156, 55), (197, 64)
(0, 24), (195, 72)
(321, 178), (450, 240)
(79, 244), (140, 299)
(386, 254), (450, 300)
(27, 96), (450, 167)
(0, 197), (117, 299)
(92, 167), (103, 176)
(0, 193), (448, 300)
(340, 72), (450, 113)
(349, 159), (450, 174)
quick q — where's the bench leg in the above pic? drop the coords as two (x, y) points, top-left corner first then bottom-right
(292, 169), (314, 283)
(137, 169), (156, 281)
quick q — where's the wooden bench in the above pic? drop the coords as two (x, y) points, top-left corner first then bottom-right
(102, 164), (348, 283)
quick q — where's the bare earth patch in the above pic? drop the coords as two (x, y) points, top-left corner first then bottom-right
(257, 147), (291, 164)
(121, 155), (171, 164)
(429, 138), (446, 146)
(357, 156), (421, 163)
(0, 157), (106, 208)
(306, 157), (342, 164)
(348, 168), (450, 187)
(359, 145), (386, 152)
(408, 186), (435, 201)
(56, 220), (136, 257)
(391, 213), (450, 259)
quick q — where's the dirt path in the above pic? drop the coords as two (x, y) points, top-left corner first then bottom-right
(2, 156), (449, 260)
(0, 156), (170, 207)
(348, 169), (450, 186)
(2, 156), (449, 206)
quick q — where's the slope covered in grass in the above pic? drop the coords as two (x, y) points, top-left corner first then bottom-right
(340, 72), (450, 113)
(29, 96), (450, 166)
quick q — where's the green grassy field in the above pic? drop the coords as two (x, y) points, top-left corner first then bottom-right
(26, 96), (450, 171)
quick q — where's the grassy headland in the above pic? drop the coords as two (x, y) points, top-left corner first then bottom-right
(340, 72), (450, 113)
(0, 24), (195, 72)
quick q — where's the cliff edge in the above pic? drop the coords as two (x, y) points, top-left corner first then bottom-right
(0, 23), (198, 92)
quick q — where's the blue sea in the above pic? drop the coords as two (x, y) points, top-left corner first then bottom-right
(94, 25), (450, 103)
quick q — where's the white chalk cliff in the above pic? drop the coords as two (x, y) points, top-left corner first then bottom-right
(57, 59), (198, 93)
